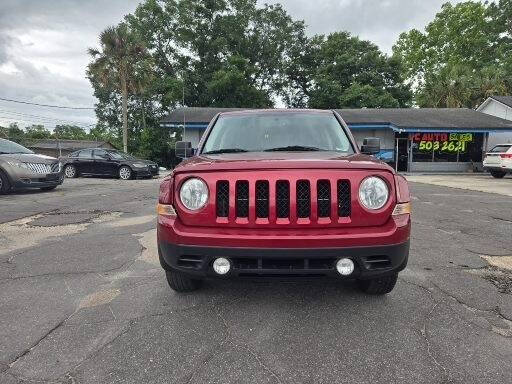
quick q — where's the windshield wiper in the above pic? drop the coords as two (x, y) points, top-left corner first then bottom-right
(203, 148), (249, 154)
(264, 145), (321, 152)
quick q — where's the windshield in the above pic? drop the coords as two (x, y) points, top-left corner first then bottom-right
(107, 150), (135, 160)
(202, 112), (354, 154)
(0, 138), (34, 154)
(489, 145), (511, 153)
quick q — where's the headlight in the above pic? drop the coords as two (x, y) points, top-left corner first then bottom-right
(6, 160), (28, 169)
(359, 176), (389, 210)
(133, 162), (148, 168)
(180, 177), (209, 210)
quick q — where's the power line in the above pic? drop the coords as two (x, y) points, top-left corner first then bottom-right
(0, 97), (95, 110)
(0, 109), (96, 127)
(0, 116), (95, 129)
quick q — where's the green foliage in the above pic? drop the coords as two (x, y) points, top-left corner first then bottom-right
(25, 125), (52, 139)
(393, 1), (512, 108)
(53, 125), (88, 140)
(304, 32), (411, 109)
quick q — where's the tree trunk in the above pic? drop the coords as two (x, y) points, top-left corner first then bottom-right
(121, 69), (128, 153)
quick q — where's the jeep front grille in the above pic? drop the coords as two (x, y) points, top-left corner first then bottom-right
(215, 179), (351, 222)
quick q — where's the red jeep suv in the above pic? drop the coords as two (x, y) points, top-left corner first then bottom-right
(157, 110), (411, 294)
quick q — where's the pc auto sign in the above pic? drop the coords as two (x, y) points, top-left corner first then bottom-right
(410, 133), (473, 153)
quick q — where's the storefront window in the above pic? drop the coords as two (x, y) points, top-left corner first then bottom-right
(410, 133), (482, 163)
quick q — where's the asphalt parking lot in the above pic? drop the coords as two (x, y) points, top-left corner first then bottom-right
(1, 175), (512, 384)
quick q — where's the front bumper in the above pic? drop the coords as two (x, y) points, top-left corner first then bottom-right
(133, 168), (152, 178)
(158, 240), (409, 280)
(157, 216), (410, 280)
(12, 172), (64, 190)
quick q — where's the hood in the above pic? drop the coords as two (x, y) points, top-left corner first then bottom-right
(174, 151), (393, 174)
(0, 153), (58, 164)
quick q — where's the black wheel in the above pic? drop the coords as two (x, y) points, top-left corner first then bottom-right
(119, 166), (132, 180)
(165, 269), (202, 292)
(490, 170), (506, 179)
(40, 186), (57, 191)
(358, 273), (398, 295)
(64, 164), (78, 178)
(0, 170), (11, 194)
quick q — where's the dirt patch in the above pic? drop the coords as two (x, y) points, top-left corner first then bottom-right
(481, 255), (512, 271)
(79, 288), (120, 309)
(0, 211), (121, 256)
(135, 229), (158, 265)
(28, 210), (108, 227)
(106, 214), (156, 228)
(466, 255), (512, 294)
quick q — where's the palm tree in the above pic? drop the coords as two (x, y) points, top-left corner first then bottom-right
(88, 24), (145, 152)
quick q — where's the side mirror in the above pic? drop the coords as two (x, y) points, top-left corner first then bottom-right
(361, 138), (380, 155)
(175, 141), (194, 159)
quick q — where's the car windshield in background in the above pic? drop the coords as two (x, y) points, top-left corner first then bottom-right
(107, 150), (135, 160)
(202, 112), (354, 155)
(0, 138), (34, 154)
(489, 145), (511, 153)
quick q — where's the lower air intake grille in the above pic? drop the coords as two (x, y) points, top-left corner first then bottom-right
(216, 181), (229, 217)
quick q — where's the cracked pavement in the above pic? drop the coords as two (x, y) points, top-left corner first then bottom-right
(0, 175), (511, 383)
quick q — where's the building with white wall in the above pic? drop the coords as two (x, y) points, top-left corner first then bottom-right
(476, 96), (512, 149)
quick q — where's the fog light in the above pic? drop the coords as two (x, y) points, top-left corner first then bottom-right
(213, 258), (231, 275)
(336, 258), (354, 276)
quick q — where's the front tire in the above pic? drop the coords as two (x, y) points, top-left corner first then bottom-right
(358, 273), (398, 295)
(0, 170), (11, 194)
(64, 165), (78, 178)
(490, 170), (506, 179)
(119, 166), (132, 180)
(165, 269), (202, 292)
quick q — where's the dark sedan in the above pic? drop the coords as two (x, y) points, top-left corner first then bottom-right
(60, 148), (158, 180)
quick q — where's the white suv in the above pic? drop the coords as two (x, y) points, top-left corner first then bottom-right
(483, 144), (512, 178)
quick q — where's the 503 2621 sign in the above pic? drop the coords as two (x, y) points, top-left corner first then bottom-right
(409, 133), (473, 153)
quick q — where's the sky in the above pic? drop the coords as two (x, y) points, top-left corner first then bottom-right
(0, 0), (464, 131)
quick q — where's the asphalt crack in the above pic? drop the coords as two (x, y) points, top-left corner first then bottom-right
(4, 313), (74, 374)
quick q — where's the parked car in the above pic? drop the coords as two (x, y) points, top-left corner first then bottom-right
(157, 110), (411, 295)
(483, 144), (512, 178)
(60, 148), (158, 180)
(0, 138), (64, 194)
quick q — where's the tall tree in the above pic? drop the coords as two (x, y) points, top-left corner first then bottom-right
(290, 32), (411, 109)
(53, 125), (88, 140)
(87, 24), (146, 152)
(393, 1), (512, 108)
(25, 125), (52, 139)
